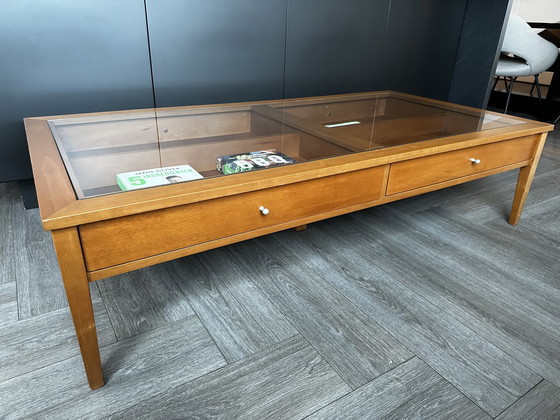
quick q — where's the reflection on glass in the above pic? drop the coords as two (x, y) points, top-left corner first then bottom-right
(48, 92), (523, 199)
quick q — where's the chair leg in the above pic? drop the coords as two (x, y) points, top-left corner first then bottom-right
(534, 75), (543, 110)
(529, 78), (536, 97)
(504, 76), (517, 114)
(492, 76), (500, 92)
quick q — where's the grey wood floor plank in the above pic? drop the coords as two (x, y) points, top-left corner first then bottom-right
(279, 219), (541, 416)
(97, 263), (195, 340)
(167, 250), (298, 363)
(10, 316), (226, 420)
(525, 149), (560, 174)
(497, 149), (560, 229)
(0, 298), (116, 382)
(495, 380), (560, 420)
(107, 335), (351, 420)
(454, 165), (560, 224)
(0, 182), (100, 318)
(16, 209), (64, 319)
(415, 207), (560, 307)
(349, 206), (560, 387)
(543, 143), (560, 160)
(0, 182), (25, 286)
(421, 173), (517, 224)
(519, 193), (560, 234)
(307, 357), (490, 420)
(342, 208), (560, 382)
(16, 209), (101, 319)
(485, 218), (560, 254)
(0, 282), (17, 327)
(225, 238), (414, 389)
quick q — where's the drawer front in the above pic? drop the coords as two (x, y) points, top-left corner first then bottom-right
(386, 136), (537, 195)
(80, 166), (386, 271)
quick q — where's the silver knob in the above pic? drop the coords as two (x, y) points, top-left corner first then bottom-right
(469, 158), (481, 164)
(259, 206), (270, 215)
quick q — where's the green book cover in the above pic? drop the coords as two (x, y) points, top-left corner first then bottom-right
(216, 149), (295, 174)
(116, 165), (203, 191)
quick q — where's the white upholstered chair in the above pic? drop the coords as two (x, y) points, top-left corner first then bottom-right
(494, 14), (559, 113)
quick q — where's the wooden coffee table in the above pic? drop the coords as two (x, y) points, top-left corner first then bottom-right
(24, 91), (553, 389)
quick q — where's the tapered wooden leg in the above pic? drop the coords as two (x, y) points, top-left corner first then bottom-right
(52, 227), (104, 389)
(509, 133), (548, 225)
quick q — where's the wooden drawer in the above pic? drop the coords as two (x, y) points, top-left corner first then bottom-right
(80, 166), (386, 271)
(386, 136), (537, 195)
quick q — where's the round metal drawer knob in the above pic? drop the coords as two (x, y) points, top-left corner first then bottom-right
(469, 158), (481, 164)
(259, 206), (270, 215)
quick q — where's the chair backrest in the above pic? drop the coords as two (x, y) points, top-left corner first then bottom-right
(501, 14), (559, 75)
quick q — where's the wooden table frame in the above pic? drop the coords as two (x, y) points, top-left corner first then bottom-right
(24, 92), (553, 389)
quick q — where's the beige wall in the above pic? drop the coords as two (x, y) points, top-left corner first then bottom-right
(511, 0), (560, 22)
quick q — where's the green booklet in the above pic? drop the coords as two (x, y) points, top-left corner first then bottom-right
(116, 165), (203, 191)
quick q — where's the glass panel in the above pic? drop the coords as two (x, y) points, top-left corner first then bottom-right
(48, 92), (523, 199)
(279, 93), (384, 153)
(154, 104), (291, 178)
(48, 111), (160, 199)
(279, 92), (523, 151)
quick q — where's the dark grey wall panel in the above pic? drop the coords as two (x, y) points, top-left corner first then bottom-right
(146, 0), (287, 107)
(448, 0), (512, 108)
(382, 0), (467, 100)
(284, 0), (391, 99)
(0, 0), (154, 182)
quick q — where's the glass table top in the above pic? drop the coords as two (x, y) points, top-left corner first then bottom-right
(47, 91), (523, 199)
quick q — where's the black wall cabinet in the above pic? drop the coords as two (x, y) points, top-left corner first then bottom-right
(0, 0), (510, 185)
(147, 0), (287, 107)
(382, 0), (467, 100)
(0, 0), (154, 182)
(284, 0), (390, 98)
